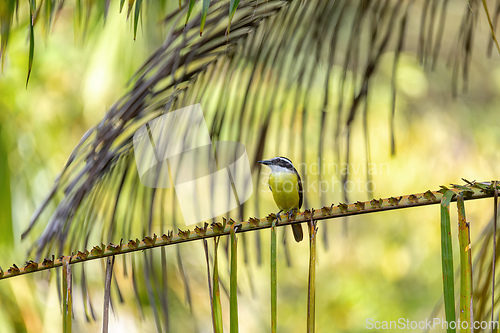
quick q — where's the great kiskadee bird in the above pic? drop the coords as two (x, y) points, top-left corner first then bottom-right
(258, 157), (303, 242)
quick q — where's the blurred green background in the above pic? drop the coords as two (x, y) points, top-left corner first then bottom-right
(0, 1), (500, 332)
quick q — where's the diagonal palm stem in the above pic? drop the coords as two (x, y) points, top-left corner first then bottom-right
(4, 182), (499, 280)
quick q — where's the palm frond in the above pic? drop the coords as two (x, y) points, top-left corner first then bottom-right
(22, 0), (489, 259)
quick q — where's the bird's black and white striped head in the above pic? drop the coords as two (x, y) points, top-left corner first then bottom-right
(258, 156), (297, 173)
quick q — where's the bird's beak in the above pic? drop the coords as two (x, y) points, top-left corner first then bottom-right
(258, 160), (271, 165)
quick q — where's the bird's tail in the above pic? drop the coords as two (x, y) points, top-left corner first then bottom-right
(291, 224), (303, 242)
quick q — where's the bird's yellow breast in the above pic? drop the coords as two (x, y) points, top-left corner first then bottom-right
(268, 172), (300, 212)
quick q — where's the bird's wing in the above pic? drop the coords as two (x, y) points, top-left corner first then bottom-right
(295, 169), (303, 209)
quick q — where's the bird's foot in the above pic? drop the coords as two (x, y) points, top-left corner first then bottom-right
(286, 208), (298, 221)
(276, 210), (283, 222)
